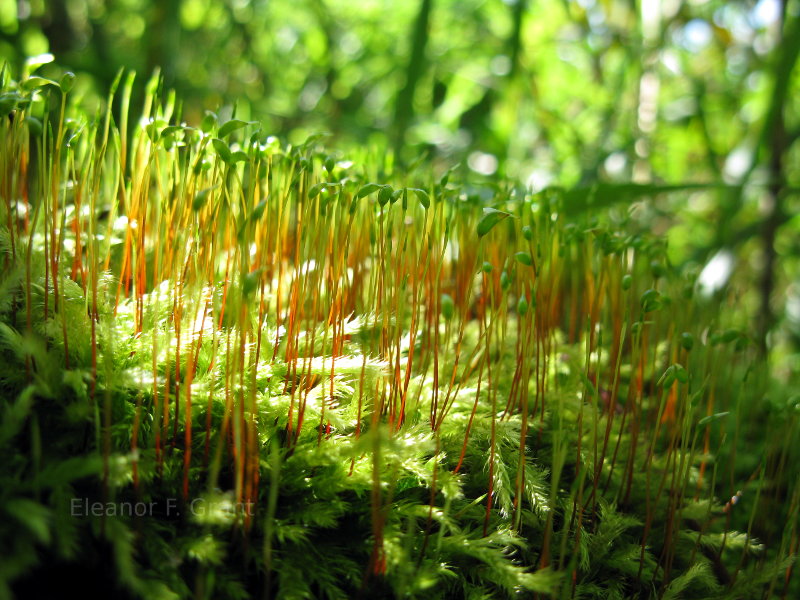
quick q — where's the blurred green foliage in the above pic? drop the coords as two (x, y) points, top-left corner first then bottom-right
(1, 0), (799, 363)
(0, 1), (790, 173)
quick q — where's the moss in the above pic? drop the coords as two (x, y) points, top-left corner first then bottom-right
(0, 66), (797, 600)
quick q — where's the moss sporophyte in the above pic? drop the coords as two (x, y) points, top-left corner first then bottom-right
(0, 63), (797, 600)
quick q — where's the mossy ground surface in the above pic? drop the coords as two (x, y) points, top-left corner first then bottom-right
(0, 66), (798, 600)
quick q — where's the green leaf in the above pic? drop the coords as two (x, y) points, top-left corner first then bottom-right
(59, 71), (76, 93)
(252, 198), (268, 221)
(640, 288), (661, 312)
(514, 251), (533, 266)
(698, 412), (729, 427)
(721, 329), (740, 344)
(477, 208), (514, 237)
(21, 76), (60, 91)
(409, 188), (430, 209)
(200, 111), (217, 133)
(145, 120), (163, 142)
(439, 164), (458, 187)
(192, 186), (217, 211)
(356, 183), (381, 199)
(24, 53), (55, 76)
(378, 185), (394, 206)
(659, 363), (687, 386)
(301, 132), (331, 147)
(160, 125), (185, 138)
(0, 92), (26, 116)
(218, 119), (250, 138)
(211, 138), (232, 164)
(657, 365), (676, 388)
(308, 182), (339, 199)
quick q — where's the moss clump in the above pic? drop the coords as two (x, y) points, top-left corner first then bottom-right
(0, 65), (798, 600)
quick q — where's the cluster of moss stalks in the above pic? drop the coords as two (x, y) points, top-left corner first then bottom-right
(1, 60), (798, 600)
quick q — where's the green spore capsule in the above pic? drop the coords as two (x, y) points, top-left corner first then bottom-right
(500, 271), (511, 291)
(622, 274), (632, 291)
(680, 332), (694, 351)
(517, 297), (529, 317)
(522, 225), (533, 241)
(651, 261), (665, 279)
(441, 294), (455, 320)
